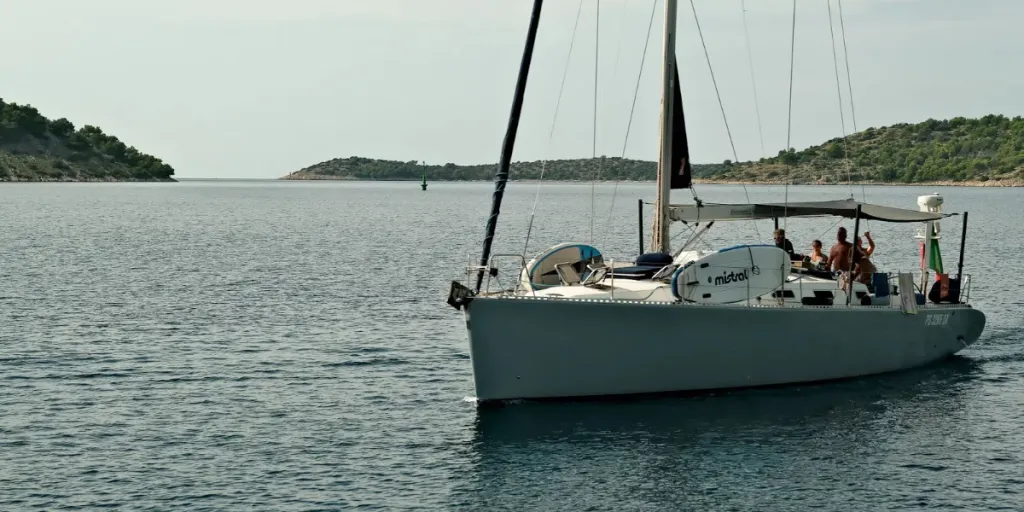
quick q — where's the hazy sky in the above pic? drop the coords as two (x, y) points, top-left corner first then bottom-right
(2, 0), (1021, 178)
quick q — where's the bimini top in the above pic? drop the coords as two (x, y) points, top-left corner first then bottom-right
(668, 198), (948, 223)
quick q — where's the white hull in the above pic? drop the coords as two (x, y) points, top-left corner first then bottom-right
(464, 297), (985, 402)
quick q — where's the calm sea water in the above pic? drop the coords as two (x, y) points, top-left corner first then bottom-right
(1, 180), (1021, 510)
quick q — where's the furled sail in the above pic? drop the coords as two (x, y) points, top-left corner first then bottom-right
(669, 60), (692, 189)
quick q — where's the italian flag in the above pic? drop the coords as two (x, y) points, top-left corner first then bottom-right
(920, 237), (944, 274)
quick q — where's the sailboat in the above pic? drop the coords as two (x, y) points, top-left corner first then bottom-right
(446, 0), (986, 402)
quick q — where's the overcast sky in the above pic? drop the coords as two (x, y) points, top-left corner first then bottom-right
(1, 0), (1021, 178)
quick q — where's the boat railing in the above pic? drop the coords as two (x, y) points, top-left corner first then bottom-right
(880, 272), (973, 305)
(957, 273), (973, 304)
(469, 256), (975, 306)
(787, 269), (974, 308)
(480, 253), (529, 295)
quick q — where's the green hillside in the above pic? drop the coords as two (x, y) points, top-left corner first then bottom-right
(281, 155), (717, 182)
(711, 114), (1024, 184)
(283, 115), (1024, 186)
(0, 98), (175, 182)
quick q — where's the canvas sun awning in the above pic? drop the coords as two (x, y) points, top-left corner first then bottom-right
(668, 198), (948, 223)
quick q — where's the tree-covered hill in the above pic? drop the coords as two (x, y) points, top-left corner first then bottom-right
(283, 115), (1024, 186)
(282, 155), (712, 182)
(0, 98), (175, 182)
(711, 114), (1024, 185)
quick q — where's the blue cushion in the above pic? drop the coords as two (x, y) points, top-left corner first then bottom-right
(609, 265), (663, 280)
(872, 273), (890, 297)
(635, 252), (674, 267)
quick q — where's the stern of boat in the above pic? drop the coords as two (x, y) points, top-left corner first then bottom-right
(952, 306), (986, 348)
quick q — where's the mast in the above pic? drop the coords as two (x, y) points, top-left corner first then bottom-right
(474, 0), (544, 293)
(651, 0), (678, 254)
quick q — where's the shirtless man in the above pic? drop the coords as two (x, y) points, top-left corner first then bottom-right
(829, 227), (854, 273)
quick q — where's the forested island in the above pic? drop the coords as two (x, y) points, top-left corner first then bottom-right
(283, 115), (1024, 186)
(0, 98), (175, 182)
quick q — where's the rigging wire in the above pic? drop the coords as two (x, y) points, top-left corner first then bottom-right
(815, 216), (846, 244)
(784, 0), (797, 236)
(837, 0), (858, 134)
(603, 0), (659, 250)
(600, 0), (636, 249)
(675, 222), (716, 252)
(740, 0), (766, 159)
(826, 0), (854, 197)
(590, 0), (601, 245)
(689, 0), (760, 240)
(610, 0), (632, 83)
(836, 0), (869, 209)
(523, 0), (585, 257)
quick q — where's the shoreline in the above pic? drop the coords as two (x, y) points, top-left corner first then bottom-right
(0, 177), (178, 183)
(5, 176), (1013, 187)
(278, 175), (1024, 188)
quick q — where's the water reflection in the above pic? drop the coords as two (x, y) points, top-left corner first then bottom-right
(473, 358), (978, 440)
(454, 358), (983, 510)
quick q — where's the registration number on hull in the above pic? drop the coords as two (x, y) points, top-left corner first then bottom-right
(925, 313), (951, 326)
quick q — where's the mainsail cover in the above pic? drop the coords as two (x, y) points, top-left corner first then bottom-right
(669, 59), (692, 189)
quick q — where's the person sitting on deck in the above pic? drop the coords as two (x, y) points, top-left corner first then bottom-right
(773, 228), (799, 260)
(807, 239), (829, 269)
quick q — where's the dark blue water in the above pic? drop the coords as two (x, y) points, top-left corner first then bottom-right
(1, 181), (1021, 510)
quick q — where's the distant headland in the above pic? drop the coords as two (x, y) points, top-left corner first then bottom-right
(0, 98), (175, 182)
(282, 115), (1024, 187)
